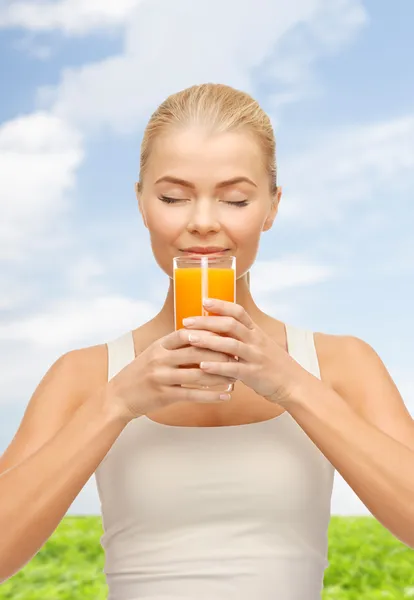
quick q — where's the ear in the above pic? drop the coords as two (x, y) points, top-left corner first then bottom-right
(263, 186), (282, 232)
(136, 181), (148, 229)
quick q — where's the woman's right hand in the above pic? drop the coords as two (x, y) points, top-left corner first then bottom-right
(106, 328), (236, 422)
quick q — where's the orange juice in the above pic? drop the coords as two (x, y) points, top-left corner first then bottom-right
(173, 255), (236, 392)
(174, 266), (235, 330)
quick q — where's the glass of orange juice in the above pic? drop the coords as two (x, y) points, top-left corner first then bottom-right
(173, 254), (236, 393)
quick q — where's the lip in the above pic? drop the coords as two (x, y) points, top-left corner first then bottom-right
(180, 247), (229, 255)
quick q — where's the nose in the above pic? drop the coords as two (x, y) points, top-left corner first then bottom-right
(186, 198), (220, 235)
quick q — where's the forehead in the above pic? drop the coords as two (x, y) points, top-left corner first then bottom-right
(147, 128), (265, 182)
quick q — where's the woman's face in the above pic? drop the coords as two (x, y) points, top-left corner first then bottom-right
(137, 127), (281, 280)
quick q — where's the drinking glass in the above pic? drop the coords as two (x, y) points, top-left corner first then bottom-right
(173, 254), (236, 393)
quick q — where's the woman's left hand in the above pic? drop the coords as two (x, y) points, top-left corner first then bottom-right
(182, 297), (317, 407)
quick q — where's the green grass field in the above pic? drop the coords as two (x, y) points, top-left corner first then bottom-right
(1, 516), (413, 599)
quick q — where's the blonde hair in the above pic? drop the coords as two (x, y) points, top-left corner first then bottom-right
(137, 83), (277, 195)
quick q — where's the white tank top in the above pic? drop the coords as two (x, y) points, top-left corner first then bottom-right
(95, 324), (335, 600)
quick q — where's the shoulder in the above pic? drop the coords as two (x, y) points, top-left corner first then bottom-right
(313, 331), (389, 412)
(313, 330), (414, 452)
(64, 330), (147, 401)
(60, 343), (109, 403)
(314, 329), (376, 365)
(313, 330), (372, 377)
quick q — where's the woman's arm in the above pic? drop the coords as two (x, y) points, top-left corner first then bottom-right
(0, 380), (131, 583)
(284, 334), (414, 548)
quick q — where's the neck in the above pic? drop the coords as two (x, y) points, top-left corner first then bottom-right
(152, 272), (265, 333)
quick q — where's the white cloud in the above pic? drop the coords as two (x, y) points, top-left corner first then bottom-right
(65, 255), (107, 296)
(0, 0), (143, 35)
(280, 115), (414, 226)
(35, 0), (367, 134)
(0, 295), (157, 350)
(252, 256), (334, 294)
(12, 34), (53, 60)
(0, 276), (41, 310)
(0, 111), (84, 261)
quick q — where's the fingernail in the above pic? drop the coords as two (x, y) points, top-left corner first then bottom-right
(219, 393), (231, 401)
(188, 333), (200, 343)
(183, 318), (195, 326)
(200, 362), (211, 369)
(203, 298), (214, 307)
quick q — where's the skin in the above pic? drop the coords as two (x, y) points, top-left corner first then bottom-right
(136, 126), (282, 337)
(132, 125), (292, 425)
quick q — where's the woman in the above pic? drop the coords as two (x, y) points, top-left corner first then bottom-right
(1, 83), (413, 598)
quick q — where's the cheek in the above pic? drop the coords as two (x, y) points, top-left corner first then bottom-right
(229, 210), (264, 244)
(146, 207), (181, 241)
(145, 210), (178, 277)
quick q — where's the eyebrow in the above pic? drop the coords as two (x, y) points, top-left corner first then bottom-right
(154, 175), (258, 189)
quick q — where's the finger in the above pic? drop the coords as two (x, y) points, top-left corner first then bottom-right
(199, 360), (247, 380)
(202, 298), (255, 330)
(169, 346), (237, 367)
(169, 386), (232, 404)
(161, 327), (207, 351)
(165, 367), (236, 387)
(187, 331), (254, 363)
(183, 316), (248, 341)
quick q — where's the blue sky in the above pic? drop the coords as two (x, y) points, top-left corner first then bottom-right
(0, 0), (413, 516)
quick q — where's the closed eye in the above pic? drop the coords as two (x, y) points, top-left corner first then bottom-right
(226, 200), (249, 207)
(158, 195), (186, 204)
(158, 195), (249, 207)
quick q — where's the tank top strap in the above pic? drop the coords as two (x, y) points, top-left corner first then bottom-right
(285, 324), (321, 380)
(106, 332), (136, 382)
